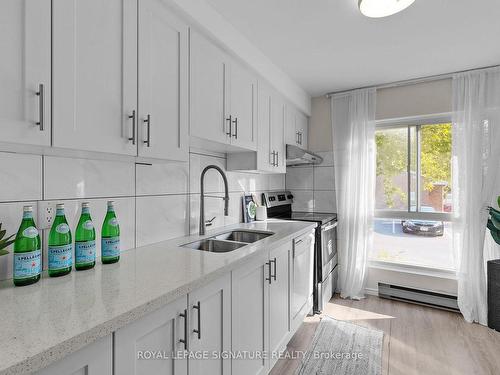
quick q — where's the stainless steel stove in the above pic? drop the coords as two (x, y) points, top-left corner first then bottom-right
(262, 191), (338, 313)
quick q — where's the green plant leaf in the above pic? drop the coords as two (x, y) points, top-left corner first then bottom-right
(0, 229), (5, 239)
(0, 237), (15, 250)
(0, 249), (9, 256)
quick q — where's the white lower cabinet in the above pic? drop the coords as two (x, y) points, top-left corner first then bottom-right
(291, 230), (315, 331)
(188, 274), (231, 375)
(231, 254), (270, 375)
(114, 275), (230, 375)
(36, 335), (112, 375)
(35, 233), (314, 375)
(269, 243), (291, 368)
(114, 295), (188, 375)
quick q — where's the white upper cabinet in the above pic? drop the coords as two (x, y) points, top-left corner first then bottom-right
(52, 0), (137, 155)
(256, 82), (275, 173)
(137, 0), (188, 161)
(190, 30), (257, 152)
(226, 58), (257, 150)
(286, 104), (308, 149)
(0, 0), (51, 146)
(270, 90), (286, 173)
(190, 30), (227, 145)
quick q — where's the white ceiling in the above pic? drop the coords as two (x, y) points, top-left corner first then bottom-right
(206, 0), (500, 96)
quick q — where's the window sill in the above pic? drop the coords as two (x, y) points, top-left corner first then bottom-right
(369, 260), (457, 280)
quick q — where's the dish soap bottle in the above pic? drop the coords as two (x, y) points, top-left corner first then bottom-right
(48, 203), (73, 277)
(101, 201), (120, 264)
(13, 205), (42, 286)
(75, 202), (96, 270)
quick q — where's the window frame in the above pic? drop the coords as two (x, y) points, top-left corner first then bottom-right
(375, 112), (453, 222)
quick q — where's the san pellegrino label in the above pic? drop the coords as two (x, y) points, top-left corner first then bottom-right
(13, 206), (41, 283)
(48, 204), (73, 274)
(101, 201), (120, 262)
(75, 203), (96, 267)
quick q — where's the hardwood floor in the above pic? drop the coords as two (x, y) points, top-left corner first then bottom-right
(270, 295), (500, 375)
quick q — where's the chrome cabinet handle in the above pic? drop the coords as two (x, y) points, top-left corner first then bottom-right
(272, 151), (277, 166)
(144, 114), (151, 147)
(35, 84), (44, 131)
(232, 117), (238, 139)
(298, 132), (302, 145)
(296, 131), (300, 144)
(193, 301), (201, 339)
(270, 257), (277, 281)
(270, 151), (275, 167)
(128, 110), (136, 145)
(275, 151), (279, 166)
(179, 309), (188, 350)
(265, 261), (272, 284)
(226, 115), (232, 136)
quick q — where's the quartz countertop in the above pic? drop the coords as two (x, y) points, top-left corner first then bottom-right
(0, 220), (316, 375)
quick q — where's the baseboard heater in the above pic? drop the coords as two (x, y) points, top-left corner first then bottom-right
(378, 283), (459, 312)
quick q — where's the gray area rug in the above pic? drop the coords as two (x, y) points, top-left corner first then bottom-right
(295, 316), (383, 375)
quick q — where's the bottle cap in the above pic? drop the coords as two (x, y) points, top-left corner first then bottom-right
(107, 201), (114, 207)
(82, 202), (90, 208)
(23, 205), (33, 212)
(56, 203), (64, 209)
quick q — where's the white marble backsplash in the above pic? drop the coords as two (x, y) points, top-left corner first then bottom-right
(0, 150), (285, 281)
(286, 151), (337, 213)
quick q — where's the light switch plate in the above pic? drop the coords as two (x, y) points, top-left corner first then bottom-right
(37, 201), (57, 230)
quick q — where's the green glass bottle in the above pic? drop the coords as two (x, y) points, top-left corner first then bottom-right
(75, 202), (96, 271)
(48, 203), (73, 277)
(13, 205), (42, 286)
(101, 201), (120, 264)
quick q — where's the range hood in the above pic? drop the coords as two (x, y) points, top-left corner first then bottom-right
(286, 144), (323, 166)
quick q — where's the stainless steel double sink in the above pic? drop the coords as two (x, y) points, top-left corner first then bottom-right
(181, 230), (274, 253)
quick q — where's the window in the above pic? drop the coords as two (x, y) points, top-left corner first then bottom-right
(371, 116), (454, 270)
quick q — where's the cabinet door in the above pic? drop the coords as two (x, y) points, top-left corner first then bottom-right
(232, 255), (269, 375)
(190, 30), (228, 145)
(138, 0), (188, 161)
(257, 82), (274, 172)
(296, 111), (308, 149)
(52, 0), (137, 155)
(227, 60), (257, 150)
(36, 335), (112, 375)
(271, 92), (286, 173)
(285, 104), (297, 146)
(188, 274), (231, 375)
(114, 296), (188, 375)
(291, 231), (315, 329)
(0, 0), (50, 146)
(269, 243), (291, 367)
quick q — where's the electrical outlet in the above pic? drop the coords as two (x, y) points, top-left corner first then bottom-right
(37, 201), (57, 230)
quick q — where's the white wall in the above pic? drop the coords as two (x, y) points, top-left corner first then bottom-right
(303, 79), (457, 295)
(0, 151), (284, 281)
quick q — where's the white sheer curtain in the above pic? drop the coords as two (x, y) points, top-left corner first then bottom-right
(452, 67), (500, 325)
(331, 88), (376, 299)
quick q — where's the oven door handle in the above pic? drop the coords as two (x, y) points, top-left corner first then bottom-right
(322, 222), (337, 232)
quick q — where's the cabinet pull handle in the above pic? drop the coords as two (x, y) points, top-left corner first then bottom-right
(226, 115), (232, 136)
(128, 110), (136, 145)
(265, 261), (272, 284)
(295, 239), (303, 245)
(35, 84), (44, 131)
(270, 151), (275, 166)
(296, 131), (300, 144)
(193, 301), (201, 339)
(232, 117), (238, 139)
(299, 132), (303, 145)
(275, 151), (279, 166)
(271, 257), (277, 281)
(179, 309), (188, 350)
(144, 114), (151, 147)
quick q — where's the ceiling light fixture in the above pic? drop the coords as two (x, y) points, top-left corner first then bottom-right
(358, 0), (415, 18)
